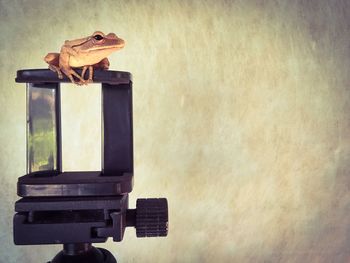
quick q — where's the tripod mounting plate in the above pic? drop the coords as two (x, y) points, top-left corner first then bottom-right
(14, 195), (128, 245)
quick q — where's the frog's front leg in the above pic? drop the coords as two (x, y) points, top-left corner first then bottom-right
(80, 66), (93, 85)
(61, 67), (86, 85)
(81, 66), (88, 79)
(59, 46), (86, 85)
(85, 58), (109, 83)
(87, 66), (94, 83)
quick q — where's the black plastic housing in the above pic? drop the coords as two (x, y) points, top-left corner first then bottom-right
(14, 69), (168, 260)
(14, 69), (134, 245)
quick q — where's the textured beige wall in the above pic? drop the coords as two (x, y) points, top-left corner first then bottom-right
(1, 0), (350, 262)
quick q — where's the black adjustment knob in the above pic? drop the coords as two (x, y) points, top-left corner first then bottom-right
(135, 198), (168, 238)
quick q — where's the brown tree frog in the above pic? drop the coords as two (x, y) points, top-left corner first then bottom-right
(44, 31), (125, 85)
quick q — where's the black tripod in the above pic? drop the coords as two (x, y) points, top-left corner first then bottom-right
(14, 69), (168, 263)
(50, 243), (116, 263)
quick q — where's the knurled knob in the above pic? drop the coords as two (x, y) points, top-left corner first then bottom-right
(135, 198), (168, 238)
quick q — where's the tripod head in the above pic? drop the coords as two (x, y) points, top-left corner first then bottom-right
(14, 69), (168, 262)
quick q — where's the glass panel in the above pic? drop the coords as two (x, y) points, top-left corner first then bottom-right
(27, 83), (58, 173)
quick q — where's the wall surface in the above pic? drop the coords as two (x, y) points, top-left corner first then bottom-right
(1, 0), (350, 262)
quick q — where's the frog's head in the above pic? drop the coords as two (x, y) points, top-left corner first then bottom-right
(78, 31), (125, 58)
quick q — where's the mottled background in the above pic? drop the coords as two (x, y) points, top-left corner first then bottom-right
(0, 0), (350, 262)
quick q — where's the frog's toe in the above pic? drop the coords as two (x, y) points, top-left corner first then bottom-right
(48, 65), (64, 79)
(78, 80), (88, 86)
(69, 78), (81, 86)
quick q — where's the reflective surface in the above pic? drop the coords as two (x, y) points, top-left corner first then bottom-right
(27, 84), (58, 173)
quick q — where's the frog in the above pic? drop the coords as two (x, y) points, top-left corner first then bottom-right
(44, 31), (125, 85)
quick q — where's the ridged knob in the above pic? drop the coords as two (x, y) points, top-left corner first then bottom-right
(136, 198), (168, 238)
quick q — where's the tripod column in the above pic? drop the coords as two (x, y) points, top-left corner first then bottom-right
(63, 243), (92, 255)
(51, 243), (117, 263)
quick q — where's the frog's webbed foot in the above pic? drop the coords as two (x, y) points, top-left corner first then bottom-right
(62, 68), (87, 86)
(48, 64), (63, 79)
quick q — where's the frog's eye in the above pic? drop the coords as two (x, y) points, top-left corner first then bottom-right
(93, 35), (104, 41)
